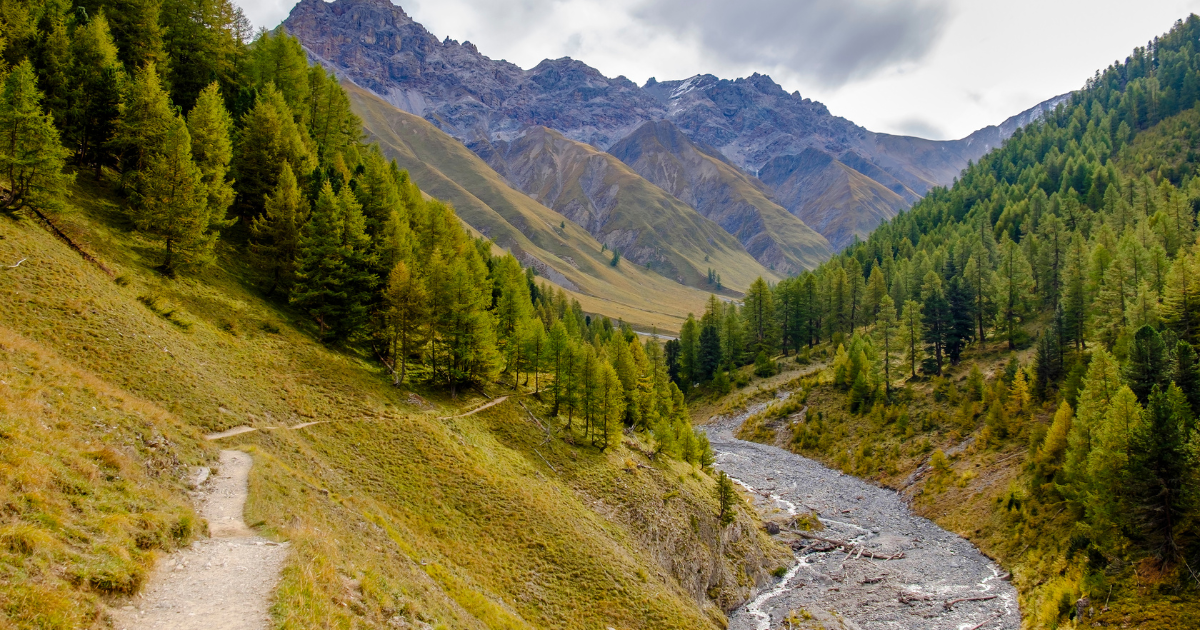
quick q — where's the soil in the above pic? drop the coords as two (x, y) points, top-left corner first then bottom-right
(109, 450), (289, 630)
(708, 398), (1020, 630)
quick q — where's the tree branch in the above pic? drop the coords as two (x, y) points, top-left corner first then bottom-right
(4, 258), (25, 269)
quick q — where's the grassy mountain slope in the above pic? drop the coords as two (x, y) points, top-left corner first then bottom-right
(473, 125), (779, 291)
(758, 148), (910, 250)
(348, 82), (721, 329)
(0, 179), (788, 628)
(608, 120), (833, 275)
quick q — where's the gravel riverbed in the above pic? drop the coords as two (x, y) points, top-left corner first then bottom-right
(709, 401), (1020, 630)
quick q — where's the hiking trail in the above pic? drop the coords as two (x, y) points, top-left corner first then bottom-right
(109, 450), (288, 630)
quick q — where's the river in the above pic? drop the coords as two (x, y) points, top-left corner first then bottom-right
(707, 399), (1020, 630)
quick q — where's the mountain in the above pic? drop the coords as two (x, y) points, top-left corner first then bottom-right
(347, 82), (727, 328)
(471, 125), (777, 288)
(284, 0), (1065, 253)
(607, 120), (833, 274)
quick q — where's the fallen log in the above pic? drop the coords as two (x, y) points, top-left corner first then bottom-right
(943, 595), (998, 611)
(794, 531), (905, 560)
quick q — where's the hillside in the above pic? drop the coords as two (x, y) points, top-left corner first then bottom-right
(0, 175), (788, 629)
(347, 82), (718, 329)
(672, 14), (1200, 630)
(473, 125), (778, 290)
(608, 120), (833, 275)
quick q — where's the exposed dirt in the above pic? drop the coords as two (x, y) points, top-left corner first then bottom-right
(707, 398), (1020, 630)
(109, 451), (288, 630)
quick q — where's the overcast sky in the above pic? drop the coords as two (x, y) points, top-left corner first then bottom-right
(237, 0), (1200, 140)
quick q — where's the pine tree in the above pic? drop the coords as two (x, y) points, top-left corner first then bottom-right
(716, 471), (737, 527)
(1064, 348), (1122, 489)
(743, 277), (778, 358)
(900, 299), (923, 378)
(1126, 324), (1168, 403)
(131, 114), (213, 273)
(547, 320), (569, 413)
(1171, 340), (1200, 416)
(77, 0), (165, 70)
(0, 60), (72, 215)
(232, 83), (314, 219)
(522, 318), (547, 393)
(593, 362), (625, 452)
(187, 82), (234, 232)
(1125, 384), (1193, 562)
(991, 234), (1033, 349)
(874, 294), (900, 394)
(160, 0), (244, 112)
(66, 11), (123, 177)
(383, 260), (427, 385)
(249, 161), (306, 293)
(111, 63), (173, 182)
(291, 182), (376, 341)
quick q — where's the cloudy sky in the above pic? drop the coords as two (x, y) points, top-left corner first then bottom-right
(236, 0), (1200, 140)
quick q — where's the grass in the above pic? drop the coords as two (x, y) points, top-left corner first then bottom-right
(0, 175), (789, 628)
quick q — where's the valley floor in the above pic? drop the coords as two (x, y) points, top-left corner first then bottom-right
(706, 399), (1019, 630)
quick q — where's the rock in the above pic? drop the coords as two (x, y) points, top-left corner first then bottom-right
(1076, 596), (1091, 619)
(764, 521), (781, 535)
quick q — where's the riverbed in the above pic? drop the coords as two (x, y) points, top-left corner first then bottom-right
(708, 400), (1020, 630)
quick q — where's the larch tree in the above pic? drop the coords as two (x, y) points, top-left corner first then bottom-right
(383, 260), (428, 385)
(874, 294), (900, 395)
(249, 161), (306, 293)
(186, 82), (235, 232)
(900, 299), (923, 378)
(232, 83), (314, 219)
(111, 63), (173, 184)
(0, 60), (72, 216)
(131, 114), (214, 273)
(66, 11), (123, 177)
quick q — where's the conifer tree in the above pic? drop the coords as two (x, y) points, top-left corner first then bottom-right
(743, 277), (777, 358)
(522, 318), (547, 393)
(594, 362), (625, 452)
(900, 299), (923, 378)
(131, 114), (213, 273)
(249, 161), (306, 292)
(77, 0), (165, 70)
(291, 181), (376, 341)
(232, 83), (314, 218)
(547, 320), (569, 412)
(1064, 348), (1122, 488)
(383, 260), (427, 385)
(992, 234), (1033, 349)
(160, 0), (244, 112)
(1125, 384), (1193, 562)
(111, 63), (173, 182)
(716, 471), (737, 527)
(874, 294), (900, 394)
(1171, 340), (1200, 416)
(66, 11), (123, 177)
(0, 60), (71, 215)
(187, 82), (234, 230)
(1126, 324), (1168, 403)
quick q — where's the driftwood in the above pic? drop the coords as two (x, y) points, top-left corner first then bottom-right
(794, 531), (906, 560)
(966, 615), (1001, 630)
(943, 595), (997, 611)
(898, 591), (933, 604)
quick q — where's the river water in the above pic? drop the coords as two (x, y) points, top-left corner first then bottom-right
(707, 401), (1020, 630)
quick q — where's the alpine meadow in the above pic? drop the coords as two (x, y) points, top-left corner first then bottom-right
(0, 0), (1198, 629)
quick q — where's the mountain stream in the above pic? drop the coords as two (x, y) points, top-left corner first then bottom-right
(708, 399), (1020, 630)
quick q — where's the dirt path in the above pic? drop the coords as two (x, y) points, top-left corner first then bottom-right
(438, 395), (508, 419)
(110, 451), (289, 630)
(708, 399), (1019, 630)
(205, 421), (329, 441)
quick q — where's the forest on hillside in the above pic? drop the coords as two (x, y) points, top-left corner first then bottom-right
(666, 16), (1200, 626)
(0, 0), (714, 465)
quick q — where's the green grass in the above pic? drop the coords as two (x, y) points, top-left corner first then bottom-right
(0, 175), (788, 628)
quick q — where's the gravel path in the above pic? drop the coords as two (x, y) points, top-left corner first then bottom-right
(709, 402), (1019, 630)
(110, 451), (289, 630)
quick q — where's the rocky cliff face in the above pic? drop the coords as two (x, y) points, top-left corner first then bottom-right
(284, 0), (1068, 253)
